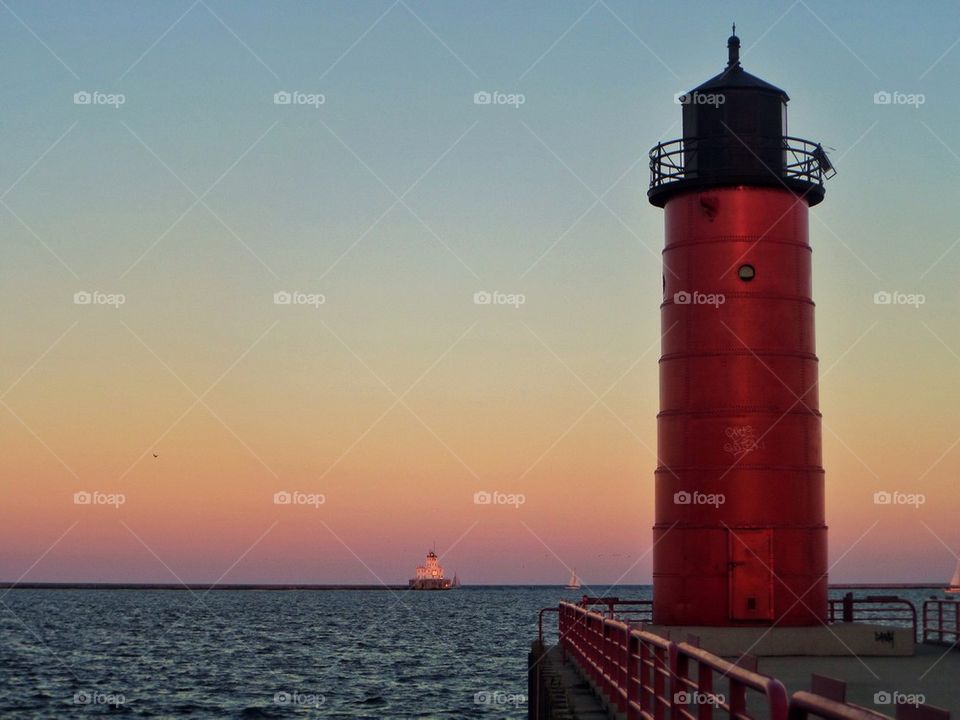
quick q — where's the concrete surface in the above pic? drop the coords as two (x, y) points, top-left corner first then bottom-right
(529, 642), (614, 720)
(645, 623), (914, 656)
(757, 643), (959, 717)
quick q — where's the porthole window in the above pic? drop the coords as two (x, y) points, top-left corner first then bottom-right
(738, 264), (755, 282)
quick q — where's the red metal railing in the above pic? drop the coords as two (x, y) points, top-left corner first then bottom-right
(551, 601), (954, 720)
(788, 691), (889, 720)
(922, 600), (960, 645)
(672, 639), (788, 720)
(576, 596), (653, 622)
(558, 601), (788, 720)
(564, 594), (915, 636)
(630, 625), (674, 720)
(828, 595), (918, 639)
(538, 607), (559, 644)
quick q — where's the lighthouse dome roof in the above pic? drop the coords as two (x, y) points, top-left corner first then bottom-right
(692, 63), (787, 99)
(690, 30), (788, 99)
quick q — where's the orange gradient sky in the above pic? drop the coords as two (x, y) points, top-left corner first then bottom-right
(2, 1), (960, 585)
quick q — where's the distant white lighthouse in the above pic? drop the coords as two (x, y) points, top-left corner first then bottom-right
(409, 550), (453, 590)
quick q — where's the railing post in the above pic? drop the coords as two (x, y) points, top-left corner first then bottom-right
(577, 609), (583, 666)
(953, 602), (960, 642)
(930, 601), (935, 644)
(672, 647), (688, 720)
(617, 623), (630, 713)
(586, 614), (594, 679)
(729, 679), (747, 719)
(640, 640), (651, 717)
(698, 663), (714, 720)
(592, 615), (601, 684)
(842, 592), (854, 623)
(627, 632), (639, 720)
(603, 621), (612, 700)
(667, 642), (679, 720)
(623, 625), (630, 709)
(596, 616), (603, 684)
(767, 678), (790, 720)
(654, 644), (666, 720)
(568, 606), (576, 660)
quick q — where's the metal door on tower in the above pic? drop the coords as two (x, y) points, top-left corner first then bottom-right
(728, 529), (774, 621)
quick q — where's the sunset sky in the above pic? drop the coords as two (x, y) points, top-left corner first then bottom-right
(2, 0), (960, 585)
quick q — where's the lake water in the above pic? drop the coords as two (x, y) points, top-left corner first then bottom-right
(0, 585), (589, 718)
(0, 585), (941, 718)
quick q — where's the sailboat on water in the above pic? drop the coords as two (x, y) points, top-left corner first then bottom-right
(565, 568), (581, 590)
(946, 559), (960, 594)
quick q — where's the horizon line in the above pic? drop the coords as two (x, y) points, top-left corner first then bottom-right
(0, 581), (947, 591)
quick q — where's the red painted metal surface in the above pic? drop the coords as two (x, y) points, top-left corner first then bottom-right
(729, 528), (775, 621)
(653, 186), (827, 626)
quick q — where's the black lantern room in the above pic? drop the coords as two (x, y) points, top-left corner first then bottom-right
(648, 29), (833, 207)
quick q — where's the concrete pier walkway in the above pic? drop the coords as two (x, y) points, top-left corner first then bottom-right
(759, 643), (959, 717)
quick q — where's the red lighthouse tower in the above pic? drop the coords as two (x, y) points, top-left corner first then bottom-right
(649, 31), (834, 626)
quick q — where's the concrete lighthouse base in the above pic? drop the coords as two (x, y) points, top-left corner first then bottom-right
(644, 623), (914, 657)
